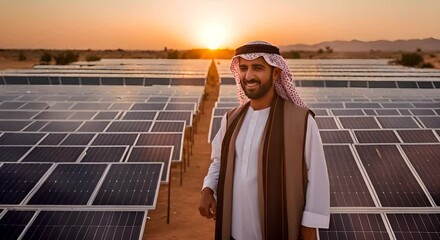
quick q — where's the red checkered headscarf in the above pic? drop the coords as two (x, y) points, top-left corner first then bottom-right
(230, 41), (307, 108)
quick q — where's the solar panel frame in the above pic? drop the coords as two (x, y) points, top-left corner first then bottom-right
(22, 210), (147, 240)
(26, 163), (108, 206)
(91, 163), (163, 208)
(0, 163), (52, 204)
(354, 144), (432, 207)
(126, 146), (173, 183)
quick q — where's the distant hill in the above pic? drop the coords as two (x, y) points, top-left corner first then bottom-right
(279, 38), (440, 52)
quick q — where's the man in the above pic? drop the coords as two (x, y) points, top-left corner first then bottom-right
(199, 41), (330, 240)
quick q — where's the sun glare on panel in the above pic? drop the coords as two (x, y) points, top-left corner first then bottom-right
(198, 23), (228, 50)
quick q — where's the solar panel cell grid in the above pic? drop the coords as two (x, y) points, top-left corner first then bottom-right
(354, 130), (400, 143)
(0, 147), (31, 162)
(81, 147), (127, 162)
(402, 145), (440, 205)
(0, 210), (36, 240)
(77, 121), (110, 132)
(151, 121), (185, 133)
(136, 133), (182, 160)
(34, 111), (73, 120)
(127, 147), (172, 182)
(387, 214), (440, 240)
(123, 111), (157, 120)
(106, 121), (152, 132)
(41, 121), (82, 132)
(355, 145), (431, 207)
(315, 117), (339, 129)
(28, 164), (107, 205)
(319, 214), (390, 240)
(94, 111), (119, 120)
(0, 163), (51, 204)
(60, 134), (95, 145)
(93, 163), (162, 206)
(397, 130), (439, 143)
(22, 147), (85, 162)
(22, 121), (48, 131)
(324, 145), (375, 207)
(92, 134), (137, 146)
(0, 121), (31, 131)
(23, 211), (145, 240)
(339, 117), (380, 129)
(39, 133), (67, 145)
(320, 131), (354, 144)
(377, 117), (420, 128)
(0, 133), (45, 145)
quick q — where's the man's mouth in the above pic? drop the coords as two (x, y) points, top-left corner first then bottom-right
(244, 80), (260, 88)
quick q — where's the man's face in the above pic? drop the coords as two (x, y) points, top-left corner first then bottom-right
(238, 57), (279, 100)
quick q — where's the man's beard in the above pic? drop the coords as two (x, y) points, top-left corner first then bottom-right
(240, 75), (274, 100)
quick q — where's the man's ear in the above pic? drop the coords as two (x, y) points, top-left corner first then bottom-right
(273, 67), (281, 81)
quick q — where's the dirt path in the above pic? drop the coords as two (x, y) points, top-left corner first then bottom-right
(143, 63), (219, 240)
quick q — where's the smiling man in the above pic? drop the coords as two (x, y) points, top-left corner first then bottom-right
(199, 41), (330, 240)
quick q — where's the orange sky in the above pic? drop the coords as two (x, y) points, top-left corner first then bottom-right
(0, 0), (439, 50)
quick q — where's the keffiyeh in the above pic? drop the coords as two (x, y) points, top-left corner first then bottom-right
(230, 41), (307, 108)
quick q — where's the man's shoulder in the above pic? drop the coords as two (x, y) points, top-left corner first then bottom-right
(284, 100), (315, 118)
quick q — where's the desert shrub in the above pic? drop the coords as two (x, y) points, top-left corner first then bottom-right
(420, 62), (434, 68)
(40, 52), (52, 64)
(282, 51), (301, 59)
(54, 51), (79, 65)
(85, 54), (101, 62)
(18, 52), (26, 61)
(317, 49), (324, 54)
(400, 53), (424, 67)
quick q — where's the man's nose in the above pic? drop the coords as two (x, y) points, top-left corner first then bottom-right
(245, 69), (255, 80)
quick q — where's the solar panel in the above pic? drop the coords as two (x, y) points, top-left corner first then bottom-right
(377, 117), (420, 128)
(131, 103), (165, 111)
(387, 213), (440, 240)
(418, 117), (440, 128)
(209, 117), (222, 143)
(354, 130), (400, 143)
(109, 102), (133, 110)
(0, 133), (45, 145)
(150, 121), (185, 133)
(19, 102), (50, 110)
(81, 147), (127, 162)
(402, 145), (440, 205)
(38, 133), (67, 145)
(0, 121), (31, 131)
(122, 111), (157, 120)
(23, 211), (146, 240)
(77, 121), (110, 132)
(106, 121), (152, 132)
(315, 117), (339, 129)
(355, 145), (431, 207)
(22, 121), (48, 131)
(165, 103), (196, 112)
(319, 214), (389, 240)
(320, 131), (354, 143)
(345, 103), (382, 109)
(339, 117), (380, 129)
(0, 102), (25, 109)
(148, 96), (169, 102)
(60, 133), (95, 145)
(92, 163), (162, 206)
(0, 163), (51, 204)
(324, 145), (375, 207)
(127, 146), (173, 182)
(376, 109), (400, 116)
(397, 130), (439, 143)
(0, 147), (31, 162)
(410, 109), (436, 115)
(49, 102), (74, 110)
(92, 134), (138, 146)
(40, 121), (82, 132)
(308, 103), (344, 109)
(156, 111), (192, 126)
(214, 108), (229, 117)
(331, 109), (365, 116)
(71, 103), (111, 110)
(34, 111), (72, 120)
(94, 111), (119, 120)
(28, 164), (107, 205)
(69, 111), (97, 120)
(22, 147), (85, 162)
(0, 111), (38, 119)
(0, 210), (36, 240)
(136, 133), (183, 161)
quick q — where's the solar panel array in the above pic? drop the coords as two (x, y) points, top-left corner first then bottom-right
(0, 77), (204, 238)
(212, 60), (440, 239)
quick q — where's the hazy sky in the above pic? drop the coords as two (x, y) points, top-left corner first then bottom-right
(0, 0), (439, 50)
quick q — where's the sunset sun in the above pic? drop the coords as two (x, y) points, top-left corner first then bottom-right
(198, 23), (228, 50)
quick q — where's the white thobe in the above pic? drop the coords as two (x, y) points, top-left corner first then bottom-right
(203, 106), (330, 240)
